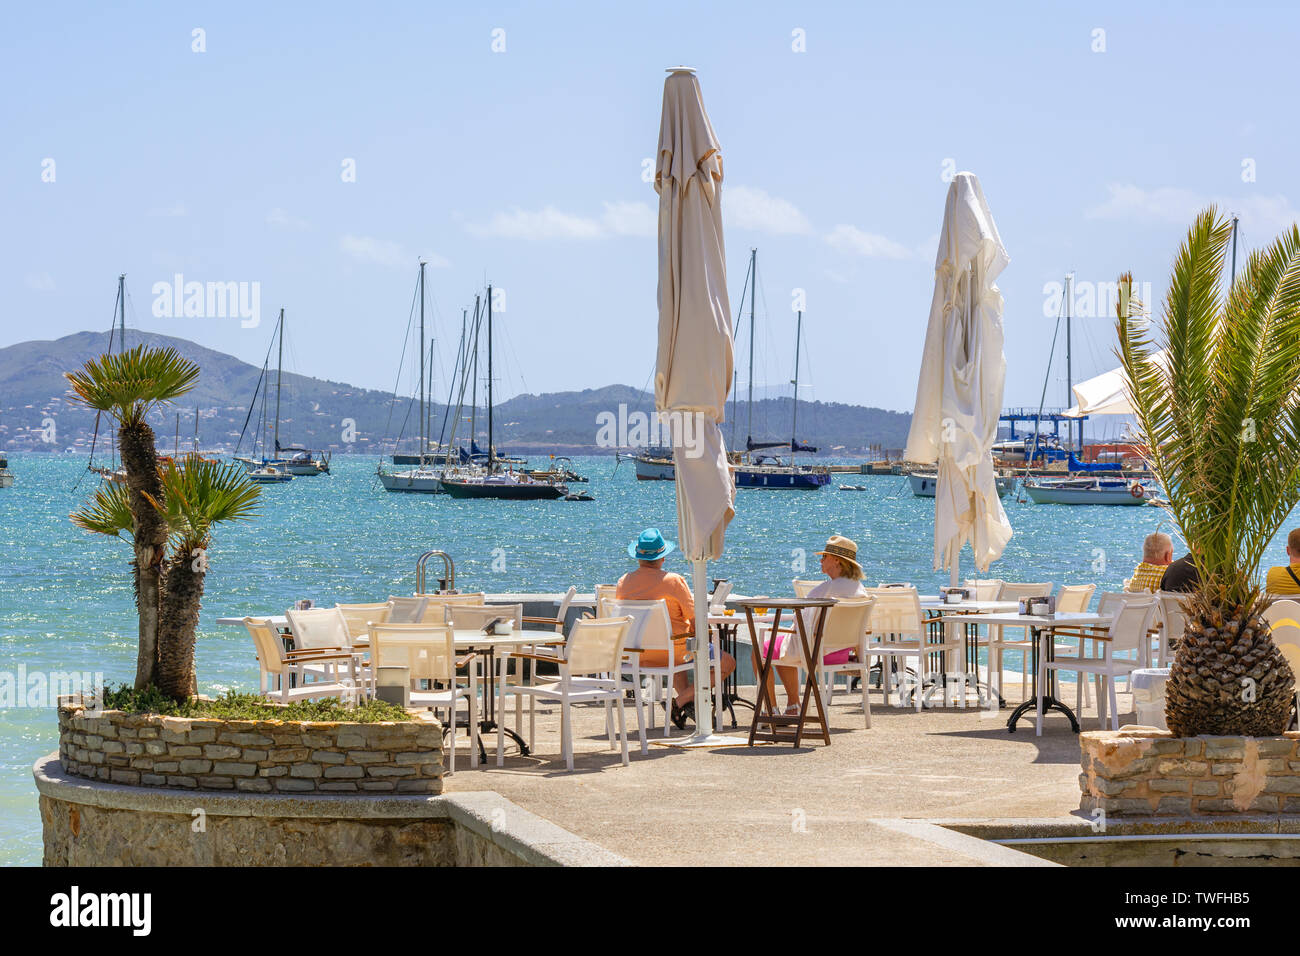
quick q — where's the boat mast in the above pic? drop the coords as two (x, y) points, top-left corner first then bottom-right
(258, 359), (269, 459)
(108, 274), (127, 468)
(487, 284), (495, 469)
(117, 274), (126, 347)
(746, 248), (756, 453)
(1230, 215), (1240, 285)
(1064, 273), (1073, 454)
(418, 260), (427, 466)
(791, 309), (802, 462)
(426, 334), (435, 462)
(470, 294), (480, 456)
(273, 307), (284, 458)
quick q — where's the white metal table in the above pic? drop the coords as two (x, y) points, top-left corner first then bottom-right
(974, 611), (1115, 734)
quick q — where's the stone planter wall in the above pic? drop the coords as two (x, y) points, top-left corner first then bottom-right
(35, 755), (627, 866)
(1080, 729), (1300, 816)
(57, 704), (442, 794)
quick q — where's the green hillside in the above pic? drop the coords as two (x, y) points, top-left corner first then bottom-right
(0, 331), (911, 455)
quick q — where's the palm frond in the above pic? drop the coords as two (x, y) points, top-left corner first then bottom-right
(1119, 210), (1300, 605)
(155, 455), (262, 552)
(71, 480), (135, 538)
(65, 344), (201, 425)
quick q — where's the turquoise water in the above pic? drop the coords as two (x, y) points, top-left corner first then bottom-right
(0, 452), (1278, 865)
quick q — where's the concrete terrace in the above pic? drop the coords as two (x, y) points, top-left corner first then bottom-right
(442, 678), (1105, 866)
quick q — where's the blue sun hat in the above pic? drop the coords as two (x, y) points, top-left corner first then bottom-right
(628, 527), (676, 561)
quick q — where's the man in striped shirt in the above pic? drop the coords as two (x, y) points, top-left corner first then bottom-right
(1127, 531), (1173, 592)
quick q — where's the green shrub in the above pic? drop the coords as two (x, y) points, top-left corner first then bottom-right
(99, 686), (414, 723)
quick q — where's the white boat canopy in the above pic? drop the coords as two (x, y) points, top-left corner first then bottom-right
(1062, 349), (1171, 418)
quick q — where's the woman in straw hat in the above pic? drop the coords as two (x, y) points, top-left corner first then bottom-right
(753, 534), (866, 715)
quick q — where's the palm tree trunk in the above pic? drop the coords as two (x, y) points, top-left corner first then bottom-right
(128, 557), (158, 689)
(157, 554), (204, 701)
(120, 420), (167, 690)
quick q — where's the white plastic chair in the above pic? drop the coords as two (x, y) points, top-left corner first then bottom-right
(523, 585), (577, 636)
(861, 586), (959, 711)
(1262, 599), (1300, 730)
(1042, 594), (1157, 733)
(496, 616), (637, 771)
(1047, 584), (1098, 710)
(606, 598), (705, 737)
(792, 579), (820, 599)
(593, 584), (619, 616)
(369, 622), (479, 773)
(410, 593), (486, 624)
(385, 595), (430, 624)
(285, 606), (365, 690)
(244, 617), (356, 704)
(1155, 591), (1187, 667)
(446, 603), (527, 732)
(446, 603), (523, 631)
(987, 582), (1054, 700)
(710, 580), (734, 611)
(963, 578), (1005, 601)
(336, 601), (391, 642)
(778, 597), (875, 728)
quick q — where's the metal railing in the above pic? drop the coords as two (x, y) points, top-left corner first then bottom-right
(415, 551), (455, 594)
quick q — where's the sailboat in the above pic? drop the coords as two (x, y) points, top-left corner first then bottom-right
(439, 284), (566, 500)
(378, 261), (445, 494)
(1020, 273), (1163, 505)
(732, 249), (830, 490)
(87, 275), (130, 486)
(628, 444), (675, 480)
(240, 352), (293, 484)
(233, 309), (329, 479)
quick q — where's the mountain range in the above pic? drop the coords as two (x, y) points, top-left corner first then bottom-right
(0, 331), (912, 455)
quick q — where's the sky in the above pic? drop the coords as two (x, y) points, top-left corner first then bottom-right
(3, 0), (1296, 419)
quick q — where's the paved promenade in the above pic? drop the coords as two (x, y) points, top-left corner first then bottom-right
(443, 679), (1109, 866)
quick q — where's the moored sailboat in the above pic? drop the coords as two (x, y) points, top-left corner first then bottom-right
(731, 249), (830, 490)
(232, 308), (331, 481)
(378, 261), (446, 494)
(436, 283), (567, 501)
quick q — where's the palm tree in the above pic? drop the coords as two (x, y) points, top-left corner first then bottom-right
(67, 345), (200, 689)
(1118, 207), (1300, 736)
(151, 456), (261, 699)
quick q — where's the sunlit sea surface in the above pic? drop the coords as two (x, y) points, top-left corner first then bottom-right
(1, 453), (1291, 865)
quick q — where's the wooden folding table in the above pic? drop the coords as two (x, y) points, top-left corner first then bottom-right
(737, 597), (835, 747)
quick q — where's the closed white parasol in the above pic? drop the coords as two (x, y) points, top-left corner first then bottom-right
(905, 172), (1013, 577)
(654, 67), (741, 746)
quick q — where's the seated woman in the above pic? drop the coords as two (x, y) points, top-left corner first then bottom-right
(615, 527), (736, 728)
(753, 534), (865, 715)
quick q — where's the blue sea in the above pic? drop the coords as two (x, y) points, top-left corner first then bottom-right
(0, 452), (1285, 865)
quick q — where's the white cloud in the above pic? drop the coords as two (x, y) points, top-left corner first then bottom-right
(600, 200), (655, 237)
(267, 207), (310, 230)
(149, 202), (187, 217)
(1086, 183), (1297, 236)
(725, 185), (813, 235)
(25, 272), (56, 292)
(824, 223), (914, 260)
(339, 235), (448, 269)
(466, 201), (655, 240)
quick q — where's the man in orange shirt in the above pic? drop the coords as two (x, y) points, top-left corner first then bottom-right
(615, 528), (734, 727)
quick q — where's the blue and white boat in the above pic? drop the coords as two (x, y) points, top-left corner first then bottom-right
(734, 456), (831, 490)
(908, 471), (1015, 497)
(1022, 475), (1154, 505)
